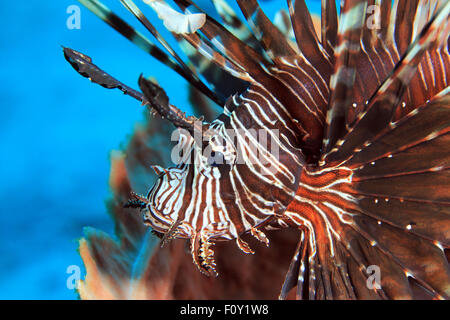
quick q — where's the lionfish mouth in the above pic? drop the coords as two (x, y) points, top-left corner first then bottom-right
(67, 0), (450, 300)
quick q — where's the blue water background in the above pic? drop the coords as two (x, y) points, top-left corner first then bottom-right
(0, 0), (321, 299)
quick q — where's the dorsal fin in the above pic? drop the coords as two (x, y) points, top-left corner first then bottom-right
(78, 0), (223, 106)
(379, 0), (392, 41)
(322, 0), (369, 154)
(177, 37), (249, 101)
(173, 0), (270, 80)
(321, 0), (339, 56)
(237, 0), (298, 59)
(287, 0), (332, 72)
(136, 0), (251, 99)
(120, 0), (224, 105)
(210, 0), (261, 51)
(142, 0), (253, 81)
(394, 0), (420, 55)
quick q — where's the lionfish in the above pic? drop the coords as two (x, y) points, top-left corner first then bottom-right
(64, 0), (450, 299)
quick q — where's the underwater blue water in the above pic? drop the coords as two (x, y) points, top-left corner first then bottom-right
(0, 0), (321, 299)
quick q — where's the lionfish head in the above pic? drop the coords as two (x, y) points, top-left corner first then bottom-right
(143, 130), (232, 275)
